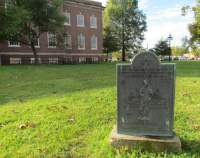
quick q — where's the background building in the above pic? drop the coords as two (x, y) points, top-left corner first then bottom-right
(0, 0), (104, 65)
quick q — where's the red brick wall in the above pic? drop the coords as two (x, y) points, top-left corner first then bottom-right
(0, 0), (104, 64)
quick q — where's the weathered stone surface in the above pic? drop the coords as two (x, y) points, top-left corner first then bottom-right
(110, 127), (182, 153)
(117, 52), (176, 137)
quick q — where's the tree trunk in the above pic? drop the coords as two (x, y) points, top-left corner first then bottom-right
(31, 42), (38, 64)
(122, 44), (126, 62)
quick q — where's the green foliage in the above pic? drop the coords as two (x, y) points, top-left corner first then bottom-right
(182, 0), (200, 45)
(0, 62), (200, 157)
(112, 51), (122, 60)
(172, 47), (188, 56)
(103, 0), (147, 60)
(0, 0), (65, 63)
(191, 45), (200, 57)
(153, 40), (171, 57)
(103, 26), (119, 53)
(189, 0), (200, 45)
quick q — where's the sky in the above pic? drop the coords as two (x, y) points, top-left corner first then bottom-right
(94, 0), (196, 48)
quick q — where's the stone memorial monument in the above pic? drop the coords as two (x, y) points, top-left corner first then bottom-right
(110, 52), (182, 152)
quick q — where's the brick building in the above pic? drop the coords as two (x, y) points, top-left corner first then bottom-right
(0, 0), (104, 65)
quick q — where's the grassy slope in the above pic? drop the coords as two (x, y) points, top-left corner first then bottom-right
(0, 62), (200, 158)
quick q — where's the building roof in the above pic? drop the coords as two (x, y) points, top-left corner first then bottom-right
(65, 0), (102, 7)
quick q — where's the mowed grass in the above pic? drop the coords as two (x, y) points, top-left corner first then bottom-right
(0, 61), (200, 158)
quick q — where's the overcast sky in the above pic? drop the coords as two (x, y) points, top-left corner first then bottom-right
(94, 0), (196, 48)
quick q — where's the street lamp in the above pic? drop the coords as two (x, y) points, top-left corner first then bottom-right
(168, 34), (173, 46)
(167, 34), (173, 61)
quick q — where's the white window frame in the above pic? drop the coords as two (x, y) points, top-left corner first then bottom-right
(92, 57), (99, 62)
(79, 57), (86, 63)
(48, 33), (57, 48)
(78, 33), (85, 50)
(33, 38), (40, 48)
(64, 12), (71, 26)
(8, 41), (20, 48)
(65, 33), (72, 49)
(77, 14), (85, 27)
(28, 37), (40, 48)
(91, 35), (98, 50)
(65, 57), (72, 63)
(10, 57), (21, 64)
(30, 58), (41, 64)
(90, 15), (97, 28)
(49, 57), (59, 64)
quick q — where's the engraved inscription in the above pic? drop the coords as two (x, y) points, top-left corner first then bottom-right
(138, 79), (153, 122)
(117, 52), (175, 136)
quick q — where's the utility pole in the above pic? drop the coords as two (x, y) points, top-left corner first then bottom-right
(167, 34), (173, 62)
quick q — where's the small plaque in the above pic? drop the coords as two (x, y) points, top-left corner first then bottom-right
(117, 52), (175, 137)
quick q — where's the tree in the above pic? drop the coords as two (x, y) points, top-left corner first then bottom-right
(103, 26), (119, 61)
(171, 46), (187, 56)
(182, 0), (200, 46)
(0, 0), (65, 64)
(154, 40), (171, 61)
(103, 0), (147, 61)
(191, 45), (200, 57)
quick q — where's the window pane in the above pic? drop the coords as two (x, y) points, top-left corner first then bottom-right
(77, 15), (84, 26)
(65, 33), (72, 49)
(64, 12), (70, 25)
(48, 33), (57, 48)
(90, 16), (97, 28)
(8, 40), (20, 47)
(91, 36), (97, 49)
(78, 33), (85, 49)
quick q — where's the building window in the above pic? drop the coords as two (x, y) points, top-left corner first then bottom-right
(78, 33), (85, 49)
(10, 57), (21, 64)
(91, 35), (97, 50)
(49, 57), (58, 64)
(48, 33), (57, 48)
(32, 38), (40, 48)
(90, 15), (97, 28)
(92, 57), (99, 62)
(8, 41), (20, 47)
(30, 58), (41, 64)
(65, 33), (72, 49)
(77, 14), (84, 27)
(79, 57), (86, 63)
(64, 12), (71, 26)
(65, 57), (72, 64)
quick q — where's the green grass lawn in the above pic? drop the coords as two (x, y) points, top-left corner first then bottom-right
(0, 61), (200, 158)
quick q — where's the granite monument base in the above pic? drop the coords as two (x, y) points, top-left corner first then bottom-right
(110, 127), (182, 153)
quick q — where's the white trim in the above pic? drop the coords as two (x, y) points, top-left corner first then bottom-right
(77, 14), (85, 27)
(35, 38), (40, 48)
(79, 57), (86, 63)
(8, 41), (20, 48)
(65, 33), (72, 49)
(9, 57), (21, 64)
(30, 57), (42, 64)
(49, 57), (59, 64)
(77, 33), (85, 50)
(47, 33), (57, 48)
(90, 15), (97, 29)
(91, 35), (98, 50)
(29, 38), (40, 48)
(64, 12), (71, 26)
